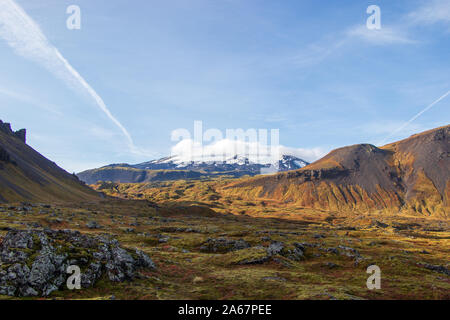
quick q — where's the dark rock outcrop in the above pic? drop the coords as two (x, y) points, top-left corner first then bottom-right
(419, 263), (450, 276)
(14, 129), (26, 144)
(86, 221), (102, 229)
(237, 241), (305, 265)
(0, 229), (155, 297)
(0, 147), (12, 164)
(267, 241), (304, 261)
(200, 238), (250, 253)
(0, 121), (26, 144)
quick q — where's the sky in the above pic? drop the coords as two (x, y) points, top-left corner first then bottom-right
(0, 0), (449, 172)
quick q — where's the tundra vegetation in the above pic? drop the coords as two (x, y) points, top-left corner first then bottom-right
(1, 184), (447, 299)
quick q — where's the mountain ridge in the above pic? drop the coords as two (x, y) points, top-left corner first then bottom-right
(0, 120), (101, 203)
(77, 154), (310, 184)
(222, 125), (450, 217)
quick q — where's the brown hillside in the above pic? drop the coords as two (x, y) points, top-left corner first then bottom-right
(223, 125), (449, 217)
(381, 125), (449, 209)
(0, 120), (101, 203)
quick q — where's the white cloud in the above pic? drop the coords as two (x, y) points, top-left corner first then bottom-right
(347, 25), (416, 45)
(170, 138), (326, 164)
(288, 23), (415, 70)
(409, 0), (450, 25)
(0, 0), (137, 152)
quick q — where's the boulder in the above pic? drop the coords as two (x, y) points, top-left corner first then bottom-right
(420, 263), (450, 276)
(0, 229), (155, 297)
(86, 221), (102, 229)
(267, 241), (304, 261)
(200, 238), (250, 253)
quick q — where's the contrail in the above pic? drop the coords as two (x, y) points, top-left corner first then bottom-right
(0, 0), (134, 149)
(378, 89), (450, 145)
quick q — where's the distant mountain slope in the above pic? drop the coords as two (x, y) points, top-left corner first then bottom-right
(223, 125), (449, 217)
(77, 167), (204, 185)
(0, 120), (100, 203)
(77, 154), (309, 184)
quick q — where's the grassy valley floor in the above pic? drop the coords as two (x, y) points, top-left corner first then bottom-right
(0, 181), (448, 299)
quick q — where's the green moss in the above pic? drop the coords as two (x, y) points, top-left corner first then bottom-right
(210, 247), (269, 266)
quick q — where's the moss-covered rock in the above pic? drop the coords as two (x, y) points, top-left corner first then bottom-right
(0, 229), (156, 297)
(199, 237), (250, 253)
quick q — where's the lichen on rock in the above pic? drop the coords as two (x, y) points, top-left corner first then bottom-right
(0, 229), (155, 297)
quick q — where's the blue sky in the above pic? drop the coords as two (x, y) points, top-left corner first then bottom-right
(0, 0), (449, 172)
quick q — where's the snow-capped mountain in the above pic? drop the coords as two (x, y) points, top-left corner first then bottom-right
(278, 155), (309, 171)
(77, 154), (310, 184)
(133, 154), (309, 172)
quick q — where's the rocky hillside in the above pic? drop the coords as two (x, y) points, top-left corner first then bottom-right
(223, 125), (450, 217)
(0, 120), (101, 203)
(78, 154), (309, 185)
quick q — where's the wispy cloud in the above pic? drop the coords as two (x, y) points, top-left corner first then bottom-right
(346, 25), (416, 45)
(409, 0), (450, 25)
(288, 2), (449, 70)
(288, 23), (415, 69)
(289, 39), (347, 68)
(0, 0), (136, 151)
